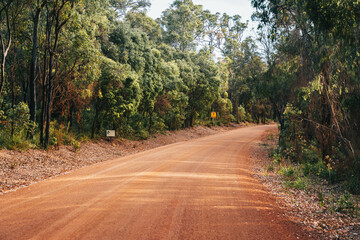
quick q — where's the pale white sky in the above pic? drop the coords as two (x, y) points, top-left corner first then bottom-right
(147, 0), (258, 36)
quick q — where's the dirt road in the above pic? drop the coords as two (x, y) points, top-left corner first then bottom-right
(0, 125), (311, 240)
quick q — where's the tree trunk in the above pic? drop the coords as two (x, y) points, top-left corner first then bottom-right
(29, 7), (42, 138)
(40, 14), (50, 146)
(234, 98), (239, 123)
(0, 7), (11, 98)
(91, 107), (99, 138)
(44, 43), (56, 148)
(0, 54), (6, 97)
(68, 104), (73, 132)
(44, 0), (73, 148)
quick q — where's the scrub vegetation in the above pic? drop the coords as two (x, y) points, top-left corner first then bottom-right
(0, 0), (359, 196)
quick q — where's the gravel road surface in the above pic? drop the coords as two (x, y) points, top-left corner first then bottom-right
(0, 125), (311, 240)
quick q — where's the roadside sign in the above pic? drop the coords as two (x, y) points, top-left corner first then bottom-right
(211, 112), (217, 118)
(106, 130), (116, 137)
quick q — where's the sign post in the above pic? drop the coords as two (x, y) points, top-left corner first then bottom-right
(106, 130), (116, 141)
(211, 112), (216, 126)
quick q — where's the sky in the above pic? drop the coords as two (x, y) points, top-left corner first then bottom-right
(147, 0), (258, 37)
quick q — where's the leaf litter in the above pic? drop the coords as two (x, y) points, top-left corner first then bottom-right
(252, 129), (360, 240)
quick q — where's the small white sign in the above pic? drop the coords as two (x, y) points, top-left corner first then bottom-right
(106, 130), (115, 137)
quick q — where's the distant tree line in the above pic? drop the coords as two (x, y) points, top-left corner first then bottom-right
(1, 0), (359, 193)
(0, 0), (269, 150)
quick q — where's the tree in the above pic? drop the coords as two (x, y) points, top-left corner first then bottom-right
(28, 0), (47, 138)
(178, 51), (220, 126)
(159, 0), (204, 51)
(251, 0), (360, 187)
(125, 11), (161, 42)
(41, 0), (77, 148)
(0, 0), (24, 98)
(110, 0), (150, 18)
(92, 57), (140, 136)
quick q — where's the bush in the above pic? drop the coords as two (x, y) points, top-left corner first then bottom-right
(120, 125), (135, 138)
(0, 102), (37, 150)
(302, 146), (322, 164)
(336, 192), (355, 213)
(238, 105), (246, 122)
(302, 159), (338, 183)
(8, 135), (34, 151)
(152, 119), (167, 132)
(284, 177), (307, 190)
(72, 140), (81, 152)
(0, 134), (9, 148)
(347, 176), (360, 194)
(272, 152), (284, 164)
(63, 132), (77, 146)
(280, 166), (295, 179)
(267, 164), (274, 172)
(293, 177), (307, 190)
(136, 130), (149, 140)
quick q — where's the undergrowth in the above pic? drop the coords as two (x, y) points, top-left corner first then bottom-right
(265, 132), (360, 218)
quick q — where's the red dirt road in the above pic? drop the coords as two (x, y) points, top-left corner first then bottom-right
(0, 125), (311, 240)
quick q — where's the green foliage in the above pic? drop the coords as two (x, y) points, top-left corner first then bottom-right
(252, 0), (360, 195)
(0, 102), (36, 150)
(0, 134), (34, 151)
(346, 158), (360, 194)
(336, 192), (355, 213)
(267, 164), (274, 172)
(94, 57), (141, 134)
(136, 130), (149, 140)
(160, 0), (204, 51)
(284, 177), (307, 190)
(238, 105), (246, 122)
(7, 102), (34, 135)
(272, 152), (284, 164)
(278, 164), (309, 190)
(280, 166), (295, 179)
(48, 121), (81, 151)
(347, 176), (360, 195)
(0, 0), (272, 152)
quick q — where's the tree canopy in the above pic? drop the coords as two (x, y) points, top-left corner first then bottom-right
(0, 0), (359, 193)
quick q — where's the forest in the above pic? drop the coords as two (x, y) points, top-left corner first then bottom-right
(0, 0), (359, 193)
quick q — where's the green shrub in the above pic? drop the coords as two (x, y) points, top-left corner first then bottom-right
(7, 135), (34, 151)
(0, 102), (37, 150)
(267, 164), (274, 172)
(293, 177), (307, 190)
(152, 120), (167, 132)
(347, 176), (360, 195)
(72, 140), (81, 152)
(302, 160), (338, 183)
(302, 146), (322, 164)
(280, 166), (295, 179)
(120, 125), (135, 138)
(63, 132), (77, 146)
(136, 130), (149, 140)
(0, 134), (10, 149)
(302, 160), (326, 177)
(272, 152), (283, 164)
(238, 105), (246, 122)
(336, 192), (355, 213)
(49, 136), (58, 147)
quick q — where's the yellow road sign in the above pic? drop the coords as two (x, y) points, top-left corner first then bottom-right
(211, 112), (216, 118)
